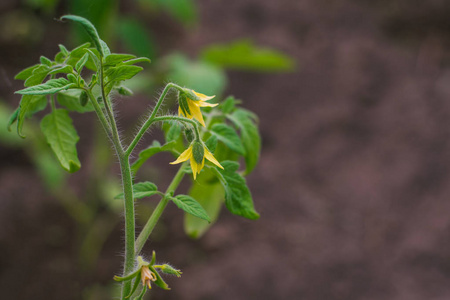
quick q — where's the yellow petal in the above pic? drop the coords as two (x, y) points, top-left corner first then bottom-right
(170, 146), (192, 165)
(196, 100), (218, 108)
(190, 158), (198, 180)
(187, 99), (205, 126)
(193, 91), (215, 101)
(204, 148), (223, 169)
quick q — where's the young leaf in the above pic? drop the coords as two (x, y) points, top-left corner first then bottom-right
(100, 39), (111, 56)
(210, 123), (245, 155)
(121, 57), (151, 65)
(75, 52), (89, 73)
(170, 195), (211, 222)
(40, 109), (81, 173)
(61, 15), (104, 57)
(7, 108), (19, 132)
(48, 65), (73, 75)
(205, 135), (218, 153)
(105, 65), (143, 83)
(227, 109), (261, 174)
(16, 78), (75, 95)
(165, 122), (182, 143)
(131, 140), (178, 175)
(16, 94), (47, 137)
(40, 56), (52, 66)
(215, 161), (259, 220)
(114, 181), (159, 200)
(104, 53), (136, 66)
(58, 44), (70, 56)
(24, 65), (50, 87)
(185, 172), (224, 238)
(57, 90), (94, 113)
(14, 64), (40, 81)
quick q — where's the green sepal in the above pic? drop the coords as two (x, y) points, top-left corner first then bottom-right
(148, 266), (170, 290)
(150, 251), (156, 266)
(16, 78), (75, 95)
(14, 64), (40, 80)
(61, 15), (104, 57)
(169, 194), (211, 222)
(40, 109), (81, 173)
(192, 141), (204, 164)
(113, 268), (141, 282)
(114, 181), (159, 200)
(178, 92), (190, 116)
(214, 161), (259, 220)
(135, 285), (148, 300)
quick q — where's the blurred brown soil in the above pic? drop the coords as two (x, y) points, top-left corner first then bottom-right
(3, 0), (450, 299)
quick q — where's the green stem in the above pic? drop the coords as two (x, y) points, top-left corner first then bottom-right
(85, 89), (113, 138)
(125, 83), (181, 157)
(135, 162), (187, 254)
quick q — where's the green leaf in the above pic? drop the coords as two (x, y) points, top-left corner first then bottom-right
(104, 53), (136, 66)
(114, 181), (159, 200)
(100, 39), (110, 56)
(24, 65), (50, 87)
(105, 65), (143, 83)
(143, 0), (197, 25)
(75, 52), (89, 73)
(59, 44), (69, 56)
(205, 135), (218, 153)
(16, 94), (47, 137)
(48, 65), (73, 75)
(185, 171), (224, 238)
(170, 194), (210, 222)
(201, 40), (295, 72)
(215, 161), (259, 220)
(57, 90), (94, 113)
(40, 56), (52, 66)
(61, 15), (104, 57)
(210, 123), (245, 155)
(15, 64), (40, 80)
(120, 57), (151, 65)
(40, 109), (81, 173)
(16, 78), (74, 95)
(7, 108), (19, 132)
(227, 109), (261, 174)
(220, 96), (238, 114)
(165, 122), (182, 143)
(131, 140), (178, 175)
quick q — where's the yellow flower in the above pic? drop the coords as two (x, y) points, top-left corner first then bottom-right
(170, 141), (223, 179)
(178, 91), (218, 127)
(141, 265), (156, 289)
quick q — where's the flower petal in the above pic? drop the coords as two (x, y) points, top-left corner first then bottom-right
(170, 146), (192, 165)
(190, 158), (198, 180)
(196, 100), (218, 108)
(187, 99), (205, 126)
(193, 91), (215, 101)
(204, 148), (223, 169)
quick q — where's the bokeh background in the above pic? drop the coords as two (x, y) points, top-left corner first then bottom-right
(2, 0), (450, 299)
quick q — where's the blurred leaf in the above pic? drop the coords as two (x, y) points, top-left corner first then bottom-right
(166, 54), (226, 96)
(16, 94), (47, 137)
(131, 140), (178, 175)
(201, 40), (295, 72)
(215, 161), (259, 220)
(141, 0), (197, 25)
(185, 171), (224, 238)
(227, 109), (261, 174)
(40, 109), (81, 173)
(170, 194), (211, 222)
(105, 65), (143, 83)
(117, 18), (155, 59)
(104, 54), (136, 66)
(15, 64), (39, 81)
(114, 181), (159, 200)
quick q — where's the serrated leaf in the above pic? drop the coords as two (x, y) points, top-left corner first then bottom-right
(104, 53), (136, 66)
(131, 140), (178, 175)
(215, 161), (259, 220)
(170, 194), (210, 222)
(114, 181), (158, 200)
(48, 65), (73, 75)
(210, 123), (245, 155)
(57, 90), (94, 113)
(16, 78), (74, 95)
(185, 171), (224, 238)
(61, 15), (104, 57)
(16, 94), (47, 137)
(15, 64), (40, 80)
(75, 52), (89, 73)
(227, 109), (261, 174)
(201, 40), (295, 72)
(105, 65), (143, 83)
(40, 109), (81, 173)
(24, 65), (50, 87)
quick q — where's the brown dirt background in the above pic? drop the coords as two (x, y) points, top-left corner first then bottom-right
(2, 0), (450, 299)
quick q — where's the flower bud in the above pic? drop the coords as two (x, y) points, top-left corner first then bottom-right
(184, 128), (195, 143)
(159, 264), (182, 277)
(79, 91), (88, 106)
(178, 92), (190, 116)
(192, 141), (204, 164)
(117, 86), (133, 96)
